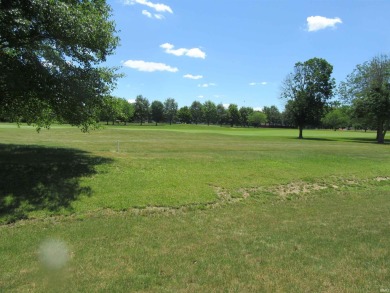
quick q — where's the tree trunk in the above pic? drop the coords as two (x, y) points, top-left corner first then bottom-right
(298, 125), (303, 139)
(377, 120), (388, 144)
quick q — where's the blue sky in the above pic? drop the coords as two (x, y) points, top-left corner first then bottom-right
(105, 0), (390, 110)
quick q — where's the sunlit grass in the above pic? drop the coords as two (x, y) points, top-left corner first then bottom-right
(1, 123), (390, 291)
(0, 123), (388, 221)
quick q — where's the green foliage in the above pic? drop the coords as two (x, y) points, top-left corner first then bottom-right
(177, 106), (191, 124)
(339, 54), (390, 143)
(227, 104), (240, 127)
(321, 107), (350, 130)
(203, 100), (217, 126)
(134, 95), (150, 125)
(216, 103), (227, 126)
(281, 57), (335, 138)
(121, 99), (135, 125)
(190, 101), (203, 125)
(164, 98), (178, 125)
(100, 96), (132, 125)
(263, 105), (282, 126)
(151, 100), (164, 126)
(0, 0), (120, 131)
(239, 106), (254, 127)
(248, 111), (267, 127)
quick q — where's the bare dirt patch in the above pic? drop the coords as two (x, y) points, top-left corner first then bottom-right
(267, 182), (328, 198)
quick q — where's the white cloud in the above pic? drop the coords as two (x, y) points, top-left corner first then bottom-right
(186, 48), (206, 59)
(141, 9), (165, 19)
(125, 0), (173, 13)
(142, 10), (152, 18)
(128, 99), (136, 103)
(197, 95), (204, 99)
(183, 74), (203, 80)
(307, 16), (342, 32)
(160, 43), (206, 59)
(223, 104), (230, 109)
(253, 107), (263, 111)
(198, 83), (216, 88)
(123, 60), (178, 72)
(154, 14), (164, 19)
(249, 81), (268, 86)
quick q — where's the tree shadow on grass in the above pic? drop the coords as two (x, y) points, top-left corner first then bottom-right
(287, 136), (382, 144)
(0, 144), (113, 224)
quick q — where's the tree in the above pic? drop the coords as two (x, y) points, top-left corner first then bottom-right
(203, 100), (217, 126)
(100, 96), (122, 125)
(321, 107), (350, 130)
(190, 101), (203, 125)
(121, 99), (135, 125)
(0, 0), (119, 131)
(164, 98), (178, 125)
(216, 103), (227, 126)
(151, 100), (164, 126)
(339, 54), (390, 143)
(248, 111), (267, 127)
(177, 106), (191, 124)
(239, 107), (253, 127)
(227, 104), (240, 127)
(263, 105), (281, 127)
(134, 95), (150, 125)
(281, 58), (335, 139)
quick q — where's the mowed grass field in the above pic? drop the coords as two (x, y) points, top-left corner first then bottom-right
(1, 123), (390, 292)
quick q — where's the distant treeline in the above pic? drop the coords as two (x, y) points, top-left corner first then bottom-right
(93, 95), (372, 131)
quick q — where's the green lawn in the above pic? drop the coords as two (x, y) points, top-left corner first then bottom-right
(1, 123), (390, 292)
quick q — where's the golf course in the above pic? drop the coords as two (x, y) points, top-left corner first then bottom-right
(1, 124), (389, 292)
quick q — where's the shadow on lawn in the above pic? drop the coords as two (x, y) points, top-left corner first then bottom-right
(288, 136), (382, 144)
(0, 144), (113, 223)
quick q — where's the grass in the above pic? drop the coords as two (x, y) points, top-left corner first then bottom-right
(1, 123), (390, 292)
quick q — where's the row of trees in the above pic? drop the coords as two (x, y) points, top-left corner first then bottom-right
(99, 96), (284, 128)
(100, 91), (383, 137)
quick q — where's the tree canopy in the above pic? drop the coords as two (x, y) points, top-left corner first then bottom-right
(134, 95), (149, 125)
(151, 100), (164, 126)
(164, 98), (178, 125)
(281, 57), (335, 138)
(339, 54), (390, 143)
(0, 0), (119, 131)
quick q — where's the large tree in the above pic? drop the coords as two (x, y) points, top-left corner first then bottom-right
(0, 0), (119, 131)
(121, 99), (135, 125)
(216, 103), (227, 126)
(227, 104), (240, 127)
(248, 111), (267, 128)
(321, 107), (350, 130)
(177, 106), (191, 124)
(203, 100), (217, 126)
(281, 58), (335, 138)
(134, 95), (149, 125)
(164, 98), (178, 125)
(339, 54), (390, 143)
(263, 105), (281, 127)
(239, 106), (253, 127)
(151, 100), (164, 126)
(190, 101), (203, 125)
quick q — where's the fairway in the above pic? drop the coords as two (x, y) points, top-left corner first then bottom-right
(1, 124), (390, 292)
